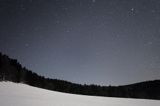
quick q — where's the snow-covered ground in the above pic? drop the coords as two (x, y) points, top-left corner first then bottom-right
(0, 81), (160, 106)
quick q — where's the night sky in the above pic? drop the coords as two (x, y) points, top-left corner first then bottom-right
(0, 0), (160, 85)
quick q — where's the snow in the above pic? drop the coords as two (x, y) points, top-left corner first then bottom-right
(0, 81), (160, 106)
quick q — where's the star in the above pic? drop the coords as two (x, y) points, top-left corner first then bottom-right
(151, 9), (156, 13)
(66, 27), (73, 33)
(25, 43), (29, 47)
(144, 41), (153, 46)
(64, 7), (68, 11)
(131, 8), (135, 12)
(130, 7), (137, 15)
(66, 30), (70, 33)
(55, 20), (60, 24)
(147, 41), (153, 45)
(92, 0), (96, 3)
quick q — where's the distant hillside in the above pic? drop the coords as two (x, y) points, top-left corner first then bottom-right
(0, 52), (160, 100)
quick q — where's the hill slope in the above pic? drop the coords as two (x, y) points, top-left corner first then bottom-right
(0, 81), (160, 106)
(0, 52), (160, 100)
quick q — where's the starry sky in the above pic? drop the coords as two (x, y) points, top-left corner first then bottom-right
(0, 0), (160, 85)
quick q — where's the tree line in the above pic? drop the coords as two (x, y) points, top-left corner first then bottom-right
(0, 52), (160, 100)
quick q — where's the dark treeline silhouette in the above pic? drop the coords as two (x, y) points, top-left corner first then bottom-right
(0, 52), (160, 100)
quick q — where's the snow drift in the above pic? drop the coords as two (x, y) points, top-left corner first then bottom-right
(0, 81), (160, 106)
